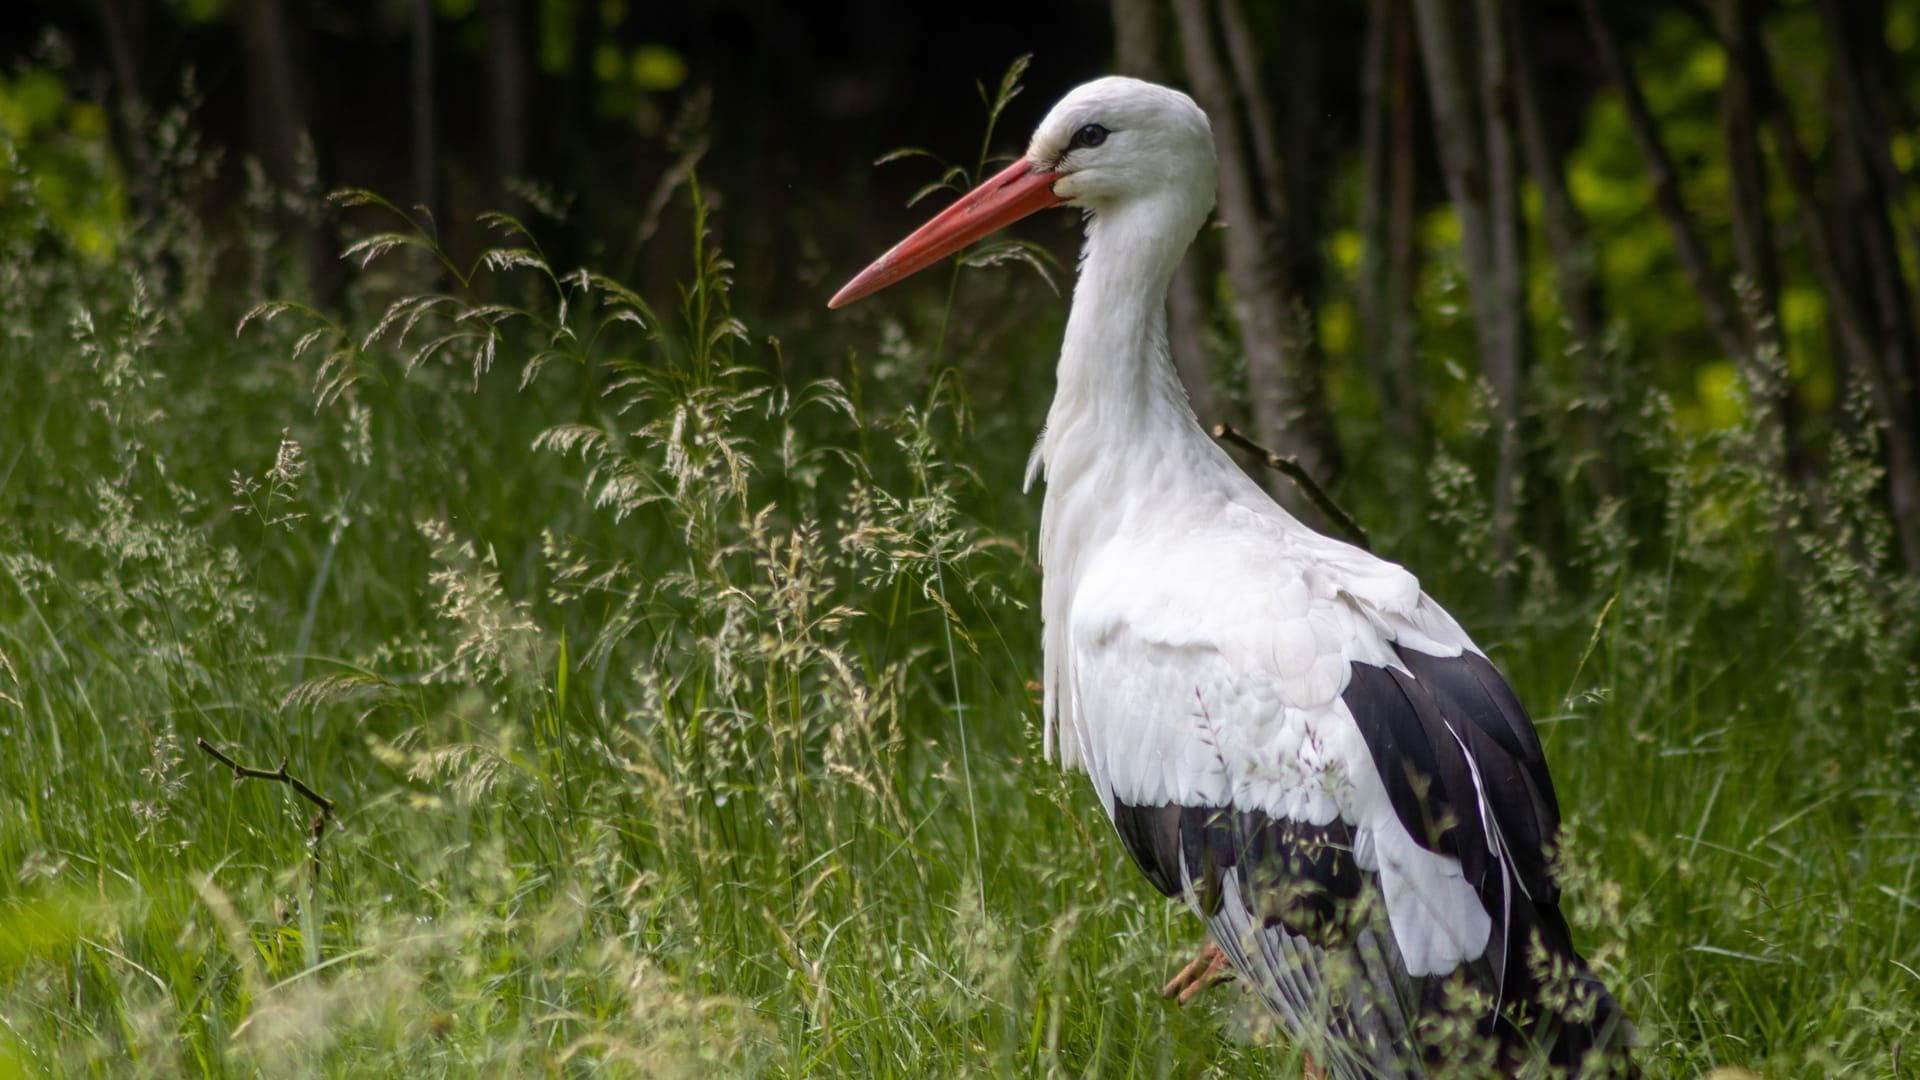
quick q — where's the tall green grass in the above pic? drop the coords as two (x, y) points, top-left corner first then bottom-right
(2, 97), (1918, 1079)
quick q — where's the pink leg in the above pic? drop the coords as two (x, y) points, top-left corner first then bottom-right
(1160, 942), (1233, 1004)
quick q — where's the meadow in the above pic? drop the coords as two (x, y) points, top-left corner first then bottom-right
(2, 110), (1919, 1078)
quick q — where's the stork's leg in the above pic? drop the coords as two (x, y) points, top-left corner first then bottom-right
(1164, 946), (1315, 1078)
(1160, 942), (1232, 1003)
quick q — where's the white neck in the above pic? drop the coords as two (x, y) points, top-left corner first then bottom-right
(1035, 198), (1221, 500)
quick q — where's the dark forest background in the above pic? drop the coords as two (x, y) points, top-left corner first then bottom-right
(12, 0), (1920, 580)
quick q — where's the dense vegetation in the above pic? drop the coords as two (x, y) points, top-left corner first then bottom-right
(5, 4), (1920, 1077)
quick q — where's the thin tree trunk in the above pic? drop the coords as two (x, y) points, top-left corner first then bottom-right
(1173, 0), (1341, 500)
(238, 0), (305, 190)
(1358, 0), (1423, 442)
(1472, 0), (1533, 576)
(1754, 34), (1920, 569)
(1112, 0), (1218, 425)
(1110, 0), (1158, 77)
(1225, 0), (1343, 486)
(412, 0), (439, 226)
(483, 0), (526, 211)
(92, 0), (158, 224)
(1385, 0), (1421, 445)
(1842, 2), (1920, 303)
(1718, 0), (1781, 328)
(1507, 0), (1604, 353)
(1575, 0), (1754, 369)
(1818, 0), (1920, 415)
(1696, 0), (1809, 574)
(1218, 0), (1285, 207)
(558, 0), (598, 184)
(237, 0), (324, 293)
(1715, 0), (1804, 485)
(1412, 0), (1530, 581)
(1504, 0), (1613, 495)
(1815, 0), (1920, 568)
(1409, 0), (1494, 340)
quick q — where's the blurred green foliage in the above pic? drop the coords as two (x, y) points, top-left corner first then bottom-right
(0, 66), (123, 259)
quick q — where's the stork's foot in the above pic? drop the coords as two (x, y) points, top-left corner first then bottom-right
(1160, 943), (1232, 1004)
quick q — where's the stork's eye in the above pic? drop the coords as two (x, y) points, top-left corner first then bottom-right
(1069, 123), (1109, 150)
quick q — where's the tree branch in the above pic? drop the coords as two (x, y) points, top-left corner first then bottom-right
(196, 737), (335, 846)
(1212, 423), (1372, 552)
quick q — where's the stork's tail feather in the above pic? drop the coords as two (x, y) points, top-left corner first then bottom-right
(1492, 906), (1639, 1076)
(1198, 878), (1421, 1080)
(1202, 886), (1640, 1078)
(1550, 966), (1640, 1078)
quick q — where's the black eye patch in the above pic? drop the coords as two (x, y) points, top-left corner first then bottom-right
(1069, 123), (1109, 150)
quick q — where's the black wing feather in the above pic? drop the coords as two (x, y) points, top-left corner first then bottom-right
(1343, 644), (1634, 1070)
(1111, 801), (1365, 944)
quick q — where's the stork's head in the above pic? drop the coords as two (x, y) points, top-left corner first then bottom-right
(829, 76), (1216, 308)
(1024, 77), (1215, 212)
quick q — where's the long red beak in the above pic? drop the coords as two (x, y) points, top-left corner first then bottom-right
(828, 157), (1066, 309)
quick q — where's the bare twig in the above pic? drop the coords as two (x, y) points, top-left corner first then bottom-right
(196, 737), (334, 847)
(1211, 423), (1372, 551)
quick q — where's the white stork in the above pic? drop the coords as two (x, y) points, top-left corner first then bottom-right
(830, 77), (1635, 1077)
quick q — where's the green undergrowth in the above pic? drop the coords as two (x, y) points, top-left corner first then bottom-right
(2, 142), (1918, 1078)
